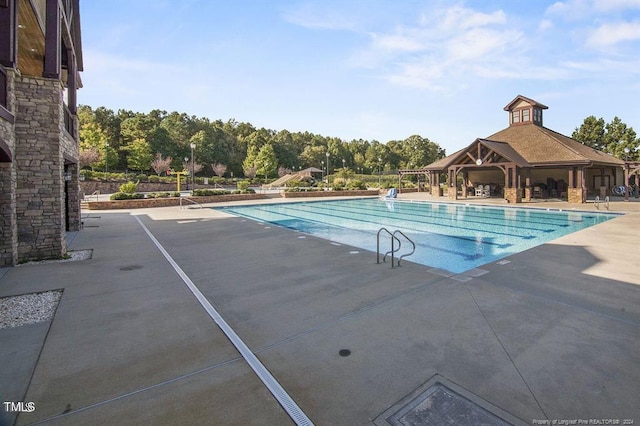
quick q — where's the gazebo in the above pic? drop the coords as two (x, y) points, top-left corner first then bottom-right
(399, 95), (627, 204)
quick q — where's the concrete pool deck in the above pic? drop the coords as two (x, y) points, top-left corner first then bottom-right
(1, 195), (639, 425)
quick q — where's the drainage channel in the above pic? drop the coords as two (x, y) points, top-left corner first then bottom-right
(134, 216), (313, 426)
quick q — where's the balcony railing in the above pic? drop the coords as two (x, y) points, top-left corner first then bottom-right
(0, 67), (7, 109)
(63, 103), (75, 138)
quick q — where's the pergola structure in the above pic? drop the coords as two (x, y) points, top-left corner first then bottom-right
(398, 95), (627, 204)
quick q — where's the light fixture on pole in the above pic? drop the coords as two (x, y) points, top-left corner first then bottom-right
(190, 142), (196, 192)
(342, 159), (346, 182)
(378, 157), (382, 187)
(184, 157), (189, 190)
(326, 152), (330, 183)
(104, 142), (109, 175)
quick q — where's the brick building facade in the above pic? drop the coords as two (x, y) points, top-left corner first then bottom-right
(0, 0), (83, 266)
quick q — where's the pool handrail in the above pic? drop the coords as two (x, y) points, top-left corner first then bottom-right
(392, 230), (416, 266)
(377, 227), (415, 268)
(377, 227), (395, 265)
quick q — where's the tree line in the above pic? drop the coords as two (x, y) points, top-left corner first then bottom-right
(78, 105), (446, 179)
(78, 106), (639, 181)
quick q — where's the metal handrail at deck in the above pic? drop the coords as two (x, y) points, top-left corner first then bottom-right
(179, 196), (203, 209)
(377, 227), (415, 268)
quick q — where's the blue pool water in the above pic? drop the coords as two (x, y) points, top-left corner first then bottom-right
(215, 198), (619, 273)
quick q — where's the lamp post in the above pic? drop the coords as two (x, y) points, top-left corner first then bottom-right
(190, 142), (196, 192)
(184, 157), (189, 190)
(623, 147), (631, 201)
(342, 159), (346, 182)
(321, 161), (324, 182)
(104, 142), (109, 175)
(378, 157), (382, 187)
(326, 152), (330, 183)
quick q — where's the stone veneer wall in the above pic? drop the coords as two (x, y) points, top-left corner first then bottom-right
(13, 75), (70, 262)
(0, 68), (17, 266)
(282, 190), (380, 198)
(503, 188), (522, 204)
(568, 187), (587, 204)
(86, 193), (268, 209)
(59, 100), (80, 233)
(447, 187), (457, 200)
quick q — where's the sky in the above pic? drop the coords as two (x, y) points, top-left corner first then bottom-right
(78, 0), (640, 154)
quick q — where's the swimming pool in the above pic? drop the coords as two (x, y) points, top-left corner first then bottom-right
(215, 198), (619, 273)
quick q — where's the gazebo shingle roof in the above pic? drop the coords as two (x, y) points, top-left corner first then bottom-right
(487, 124), (624, 166)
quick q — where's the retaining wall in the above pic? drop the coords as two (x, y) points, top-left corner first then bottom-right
(85, 193), (268, 210)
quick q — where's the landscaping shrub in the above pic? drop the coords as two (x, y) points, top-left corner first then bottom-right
(146, 192), (171, 198)
(346, 180), (367, 190)
(110, 192), (144, 200)
(231, 188), (255, 194)
(237, 180), (250, 191)
(119, 181), (138, 194)
(286, 179), (302, 189)
(192, 189), (228, 196)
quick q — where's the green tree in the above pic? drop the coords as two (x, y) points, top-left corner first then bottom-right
(125, 137), (153, 173)
(300, 145), (328, 170)
(148, 126), (179, 165)
(98, 144), (117, 174)
(401, 135), (445, 168)
(255, 144), (278, 180)
(573, 115), (639, 160)
(364, 141), (390, 172)
(272, 129), (300, 170)
(604, 117), (638, 160)
(242, 144), (259, 176)
(120, 115), (157, 145)
(572, 116), (606, 149)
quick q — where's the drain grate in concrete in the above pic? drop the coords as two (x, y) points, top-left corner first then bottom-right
(375, 375), (520, 426)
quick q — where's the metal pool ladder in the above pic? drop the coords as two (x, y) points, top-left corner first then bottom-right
(376, 227), (416, 268)
(594, 195), (609, 210)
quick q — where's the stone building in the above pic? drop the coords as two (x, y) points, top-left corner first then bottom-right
(400, 95), (625, 203)
(0, 0), (83, 266)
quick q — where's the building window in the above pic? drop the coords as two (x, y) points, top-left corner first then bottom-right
(512, 110), (520, 123)
(522, 108), (530, 122)
(533, 108), (542, 124)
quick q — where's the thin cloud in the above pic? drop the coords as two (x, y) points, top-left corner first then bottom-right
(585, 20), (640, 47)
(357, 5), (526, 91)
(546, 0), (640, 18)
(433, 6), (506, 31)
(372, 32), (424, 52)
(592, 0), (640, 11)
(281, 3), (359, 30)
(538, 19), (553, 31)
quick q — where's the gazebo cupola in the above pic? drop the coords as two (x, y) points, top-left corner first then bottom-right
(504, 95), (548, 127)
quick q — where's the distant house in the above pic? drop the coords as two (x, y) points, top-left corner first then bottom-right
(407, 95), (626, 203)
(0, 0), (83, 266)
